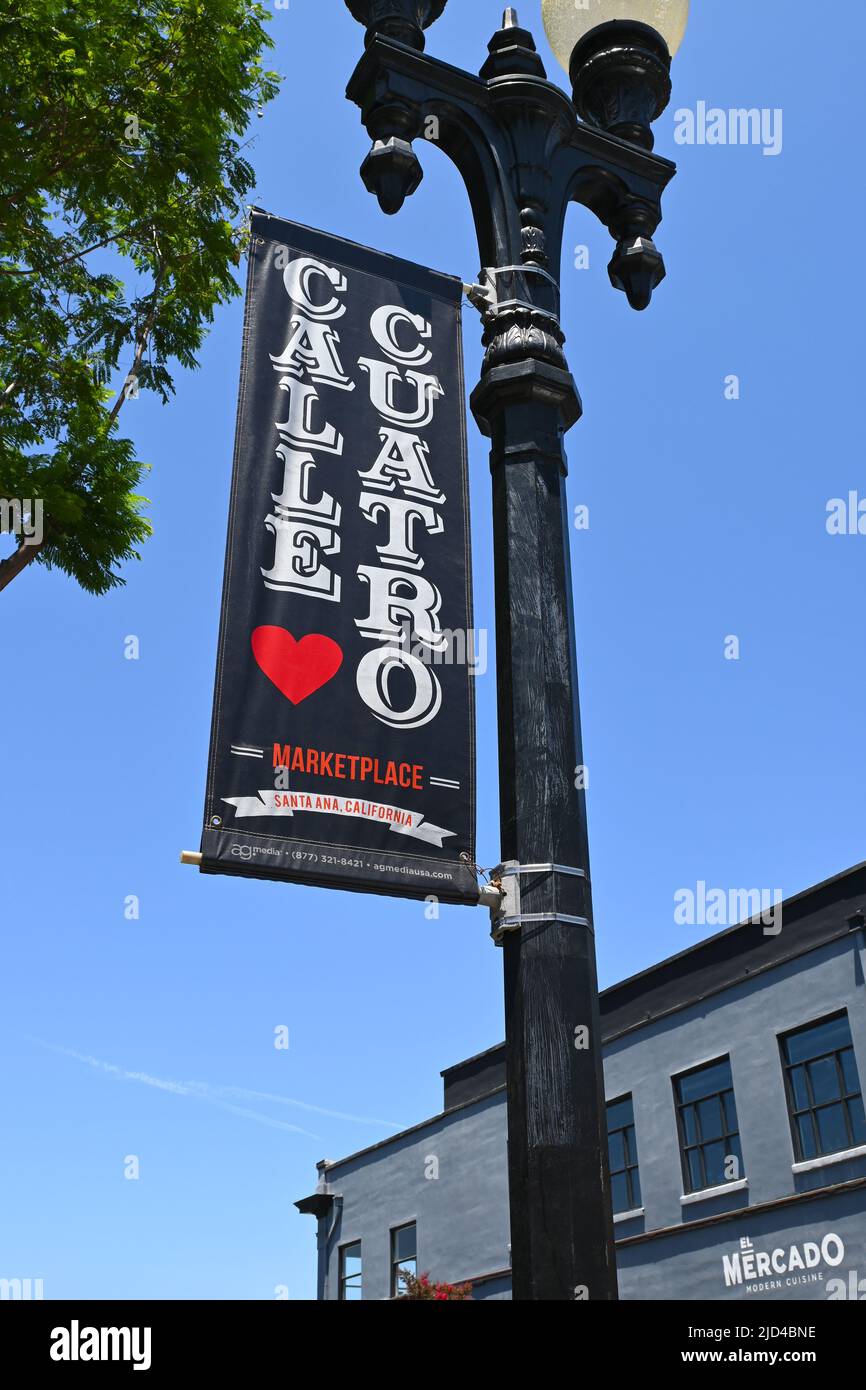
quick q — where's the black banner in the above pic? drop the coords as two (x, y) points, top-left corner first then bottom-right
(200, 212), (476, 903)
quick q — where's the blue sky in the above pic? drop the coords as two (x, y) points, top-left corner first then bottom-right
(2, 0), (864, 1300)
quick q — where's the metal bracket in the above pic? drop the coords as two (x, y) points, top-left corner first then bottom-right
(463, 279), (496, 313)
(487, 861), (592, 946)
(478, 881), (504, 911)
(464, 263), (562, 321)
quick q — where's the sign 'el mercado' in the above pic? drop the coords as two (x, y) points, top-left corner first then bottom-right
(199, 212), (477, 902)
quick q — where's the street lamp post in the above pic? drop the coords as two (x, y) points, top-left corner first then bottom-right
(344, 0), (687, 1301)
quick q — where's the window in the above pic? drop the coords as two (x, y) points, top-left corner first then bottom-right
(674, 1057), (744, 1194)
(390, 1222), (417, 1298)
(607, 1095), (642, 1213)
(780, 1012), (866, 1162)
(339, 1241), (362, 1301)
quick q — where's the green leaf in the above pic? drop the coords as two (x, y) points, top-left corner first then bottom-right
(1, 0), (277, 597)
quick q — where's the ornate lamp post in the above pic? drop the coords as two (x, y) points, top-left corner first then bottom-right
(344, 0), (689, 1301)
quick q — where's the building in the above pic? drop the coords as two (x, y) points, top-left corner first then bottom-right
(296, 862), (866, 1300)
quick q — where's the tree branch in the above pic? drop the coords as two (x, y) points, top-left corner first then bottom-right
(0, 538), (45, 594)
(107, 260), (166, 424)
(1, 231), (125, 275)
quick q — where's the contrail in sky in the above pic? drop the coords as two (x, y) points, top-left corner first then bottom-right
(31, 1041), (401, 1137)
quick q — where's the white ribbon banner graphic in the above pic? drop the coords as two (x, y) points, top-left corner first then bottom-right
(222, 790), (455, 848)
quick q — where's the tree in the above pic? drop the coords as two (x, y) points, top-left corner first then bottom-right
(395, 1271), (473, 1301)
(0, 0), (280, 595)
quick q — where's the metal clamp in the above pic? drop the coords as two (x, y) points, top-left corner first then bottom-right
(464, 263), (562, 320)
(486, 861), (593, 946)
(506, 862), (587, 879)
(485, 263), (562, 292)
(492, 913), (593, 945)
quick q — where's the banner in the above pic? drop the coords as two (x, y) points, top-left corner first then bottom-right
(199, 212), (477, 903)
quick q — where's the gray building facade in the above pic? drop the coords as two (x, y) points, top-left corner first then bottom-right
(297, 864), (866, 1300)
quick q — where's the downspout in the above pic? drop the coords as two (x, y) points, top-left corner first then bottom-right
(295, 1176), (342, 1301)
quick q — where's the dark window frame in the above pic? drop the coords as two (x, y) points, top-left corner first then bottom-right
(338, 1240), (362, 1302)
(389, 1221), (417, 1299)
(779, 1010), (866, 1163)
(673, 1055), (744, 1195)
(607, 1093), (642, 1214)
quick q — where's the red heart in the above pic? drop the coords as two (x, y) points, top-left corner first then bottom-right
(251, 627), (343, 705)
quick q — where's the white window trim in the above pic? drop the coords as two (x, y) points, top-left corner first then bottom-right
(680, 1177), (749, 1206)
(792, 1143), (866, 1174)
(613, 1207), (645, 1224)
